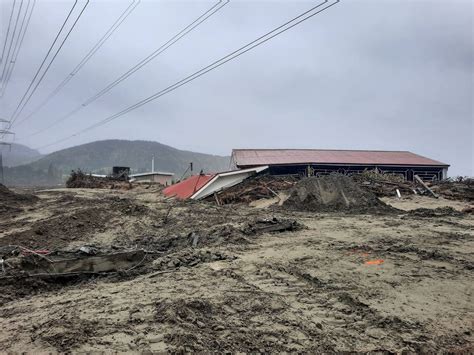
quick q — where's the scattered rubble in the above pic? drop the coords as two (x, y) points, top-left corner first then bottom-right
(152, 249), (234, 270)
(208, 175), (298, 204)
(353, 170), (415, 197)
(134, 218), (300, 254)
(208, 172), (474, 208)
(1, 248), (147, 277)
(242, 217), (302, 235)
(430, 177), (474, 202)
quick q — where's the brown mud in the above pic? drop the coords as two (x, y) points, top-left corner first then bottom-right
(0, 184), (472, 352)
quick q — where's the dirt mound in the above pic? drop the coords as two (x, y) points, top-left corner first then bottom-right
(0, 184), (38, 217)
(430, 178), (474, 202)
(408, 206), (464, 218)
(0, 207), (110, 249)
(282, 174), (392, 213)
(0, 184), (38, 204)
(0, 276), (65, 307)
(107, 196), (150, 216)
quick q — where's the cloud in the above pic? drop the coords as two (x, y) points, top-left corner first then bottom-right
(1, 0), (472, 176)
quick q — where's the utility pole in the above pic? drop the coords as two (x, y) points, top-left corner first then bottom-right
(152, 155), (155, 173)
(0, 152), (3, 184)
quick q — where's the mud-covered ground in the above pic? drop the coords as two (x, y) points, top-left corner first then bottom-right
(0, 186), (472, 352)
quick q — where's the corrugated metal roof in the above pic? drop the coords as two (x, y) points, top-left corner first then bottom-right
(162, 174), (216, 199)
(190, 166), (268, 200)
(232, 149), (448, 167)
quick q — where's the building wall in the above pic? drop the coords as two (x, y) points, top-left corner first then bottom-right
(134, 174), (173, 185)
(263, 164), (446, 181)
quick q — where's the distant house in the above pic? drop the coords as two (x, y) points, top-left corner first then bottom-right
(129, 171), (174, 185)
(231, 149), (449, 181)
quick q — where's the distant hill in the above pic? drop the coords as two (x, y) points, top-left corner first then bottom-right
(0, 143), (42, 167)
(3, 140), (230, 186)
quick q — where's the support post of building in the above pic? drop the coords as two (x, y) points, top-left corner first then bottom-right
(442, 168), (448, 180)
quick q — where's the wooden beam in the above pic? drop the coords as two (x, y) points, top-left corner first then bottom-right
(414, 175), (438, 198)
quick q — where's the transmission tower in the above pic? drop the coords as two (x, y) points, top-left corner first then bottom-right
(0, 118), (12, 183)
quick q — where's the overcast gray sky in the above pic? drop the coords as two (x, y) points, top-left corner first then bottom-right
(0, 0), (472, 176)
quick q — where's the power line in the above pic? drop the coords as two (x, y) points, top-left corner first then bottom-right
(36, 0), (340, 151)
(0, 0), (36, 97)
(5, 0), (79, 128)
(8, 0), (90, 128)
(9, 0), (90, 126)
(0, 0), (24, 84)
(82, 0), (228, 107)
(14, 0), (140, 125)
(1, 0), (35, 97)
(0, 0), (24, 85)
(21, 0), (228, 138)
(0, 0), (17, 71)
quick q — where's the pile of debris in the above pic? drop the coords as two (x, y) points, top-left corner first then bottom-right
(66, 170), (131, 189)
(242, 217), (302, 235)
(430, 177), (474, 202)
(353, 170), (415, 197)
(208, 175), (298, 204)
(282, 174), (393, 213)
(0, 246), (148, 278)
(152, 249), (233, 270)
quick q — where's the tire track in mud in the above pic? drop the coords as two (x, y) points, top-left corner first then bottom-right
(151, 268), (332, 352)
(341, 236), (474, 272)
(221, 256), (438, 353)
(218, 262), (360, 351)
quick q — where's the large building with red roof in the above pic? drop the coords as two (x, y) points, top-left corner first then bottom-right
(231, 149), (449, 181)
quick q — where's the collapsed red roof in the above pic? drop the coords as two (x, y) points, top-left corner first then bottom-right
(232, 149), (448, 167)
(162, 174), (216, 199)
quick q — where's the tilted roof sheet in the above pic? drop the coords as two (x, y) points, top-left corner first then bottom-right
(162, 174), (216, 199)
(232, 149), (448, 167)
